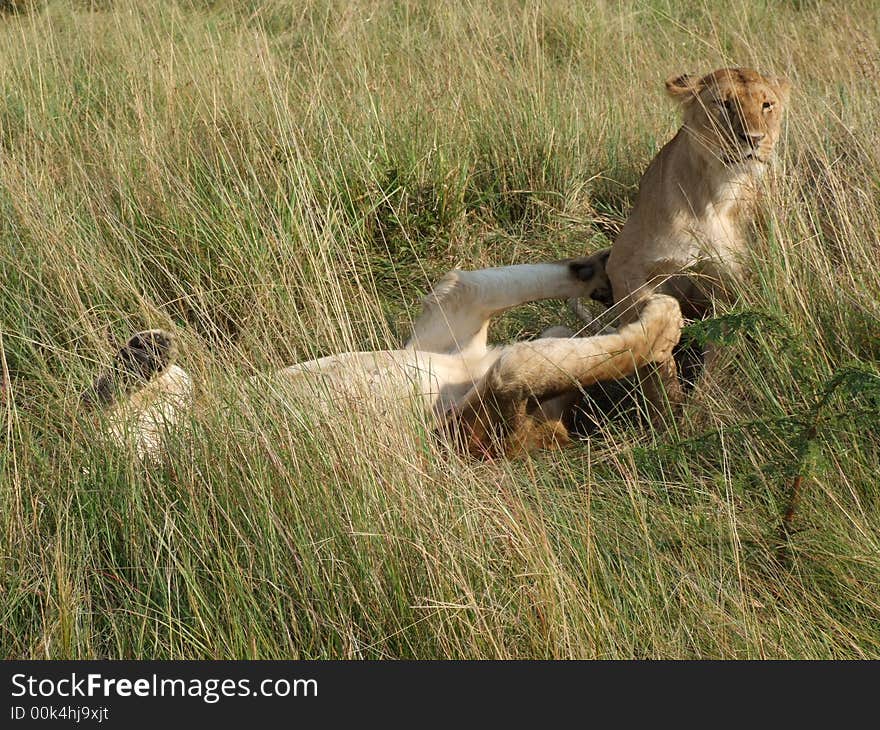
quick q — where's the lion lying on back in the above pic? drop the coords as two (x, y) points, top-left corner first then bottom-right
(82, 253), (681, 459)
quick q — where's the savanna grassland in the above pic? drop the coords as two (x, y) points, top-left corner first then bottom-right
(1, 0), (879, 658)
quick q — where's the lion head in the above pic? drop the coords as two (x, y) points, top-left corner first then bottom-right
(665, 67), (791, 168)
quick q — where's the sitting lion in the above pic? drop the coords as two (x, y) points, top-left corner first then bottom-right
(452, 67), (792, 444)
(82, 251), (682, 459)
(578, 67), (791, 414)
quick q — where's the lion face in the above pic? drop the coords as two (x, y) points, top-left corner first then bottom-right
(666, 67), (790, 168)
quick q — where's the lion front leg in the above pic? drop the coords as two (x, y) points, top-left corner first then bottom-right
(640, 356), (685, 428)
(443, 294), (683, 458)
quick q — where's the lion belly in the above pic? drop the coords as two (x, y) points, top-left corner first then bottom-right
(276, 349), (500, 420)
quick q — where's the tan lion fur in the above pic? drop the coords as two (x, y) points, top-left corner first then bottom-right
(597, 67), (791, 411)
(84, 67), (789, 458)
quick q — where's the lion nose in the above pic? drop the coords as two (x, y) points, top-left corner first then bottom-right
(738, 131), (765, 148)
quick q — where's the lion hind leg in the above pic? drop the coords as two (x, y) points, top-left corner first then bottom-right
(406, 249), (613, 357)
(82, 329), (193, 459)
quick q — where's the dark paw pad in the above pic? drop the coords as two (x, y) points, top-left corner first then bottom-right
(81, 330), (178, 410)
(569, 261), (596, 281)
(119, 330), (177, 378)
(590, 286), (614, 307)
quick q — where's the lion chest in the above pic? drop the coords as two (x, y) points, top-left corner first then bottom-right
(633, 210), (746, 274)
(687, 209), (747, 271)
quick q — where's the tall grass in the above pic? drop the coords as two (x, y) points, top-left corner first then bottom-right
(1, 0), (878, 658)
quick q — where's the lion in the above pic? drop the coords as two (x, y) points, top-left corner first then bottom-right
(576, 67), (792, 414)
(81, 250), (683, 459)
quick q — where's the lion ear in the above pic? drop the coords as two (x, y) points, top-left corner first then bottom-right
(665, 73), (702, 101)
(770, 75), (792, 104)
